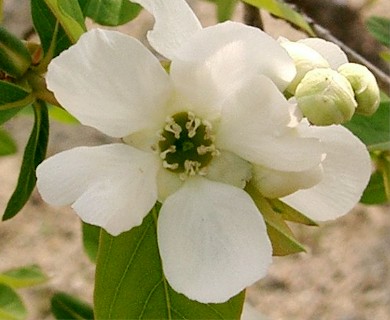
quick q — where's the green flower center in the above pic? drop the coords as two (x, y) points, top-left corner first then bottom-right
(158, 112), (218, 176)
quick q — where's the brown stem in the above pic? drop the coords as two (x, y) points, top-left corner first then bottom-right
(243, 2), (264, 30)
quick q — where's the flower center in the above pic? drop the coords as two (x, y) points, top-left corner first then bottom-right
(158, 112), (218, 177)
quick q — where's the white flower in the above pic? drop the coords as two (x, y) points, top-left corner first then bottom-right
(36, 0), (371, 304)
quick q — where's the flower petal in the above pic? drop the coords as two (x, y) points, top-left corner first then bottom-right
(47, 29), (172, 138)
(36, 144), (160, 235)
(156, 167), (183, 202)
(282, 125), (371, 221)
(170, 21), (296, 115)
(158, 177), (272, 303)
(132, 0), (202, 59)
(207, 150), (252, 189)
(216, 76), (324, 172)
(299, 38), (348, 69)
(252, 163), (323, 198)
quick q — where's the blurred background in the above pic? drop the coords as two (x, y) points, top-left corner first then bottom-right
(1, 0), (389, 319)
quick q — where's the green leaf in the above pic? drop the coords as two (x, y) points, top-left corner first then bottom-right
(267, 198), (318, 226)
(0, 284), (27, 320)
(246, 183), (306, 256)
(3, 102), (49, 220)
(208, 0), (238, 22)
(0, 26), (32, 78)
(31, 0), (74, 57)
(366, 16), (390, 48)
(94, 205), (245, 319)
(0, 129), (17, 156)
(344, 99), (390, 149)
(360, 170), (389, 204)
(241, 0), (314, 35)
(0, 265), (47, 289)
(0, 107), (23, 125)
(83, 0), (142, 26)
(51, 292), (94, 320)
(82, 222), (100, 263)
(0, 81), (32, 107)
(44, 0), (86, 43)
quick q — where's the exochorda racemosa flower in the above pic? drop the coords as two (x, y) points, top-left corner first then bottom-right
(36, 0), (371, 303)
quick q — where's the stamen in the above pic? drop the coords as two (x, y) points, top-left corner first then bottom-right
(165, 117), (182, 139)
(197, 144), (216, 155)
(163, 161), (179, 170)
(203, 123), (214, 141)
(186, 112), (202, 138)
(160, 146), (176, 159)
(184, 160), (202, 176)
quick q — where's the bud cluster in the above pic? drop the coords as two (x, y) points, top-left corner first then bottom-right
(281, 39), (380, 126)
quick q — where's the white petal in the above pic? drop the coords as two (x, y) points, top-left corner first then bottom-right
(170, 21), (296, 115)
(282, 125), (371, 221)
(47, 29), (172, 138)
(252, 163), (323, 198)
(207, 150), (252, 189)
(156, 167), (183, 202)
(132, 0), (202, 59)
(158, 177), (272, 303)
(36, 144), (160, 235)
(299, 38), (348, 69)
(216, 76), (324, 172)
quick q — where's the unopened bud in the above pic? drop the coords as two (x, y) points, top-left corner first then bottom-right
(280, 39), (330, 95)
(338, 63), (380, 116)
(295, 68), (357, 126)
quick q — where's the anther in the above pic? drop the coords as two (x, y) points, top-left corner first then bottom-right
(197, 145), (216, 155)
(186, 112), (202, 138)
(163, 161), (179, 170)
(184, 160), (202, 176)
(165, 117), (182, 139)
(160, 146), (176, 159)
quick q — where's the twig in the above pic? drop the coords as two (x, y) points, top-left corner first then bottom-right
(243, 2), (264, 30)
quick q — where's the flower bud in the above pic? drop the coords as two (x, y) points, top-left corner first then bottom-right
(0, 26), (32, 78)
(338, 63), (380, 116)
(280, 39), (330, 95)
(295, 68), (357, 126)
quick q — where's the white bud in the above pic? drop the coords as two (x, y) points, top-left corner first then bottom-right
(295, 68), (357, 126)
(280, 39), (330, 95)
(338, 63), (380, 116)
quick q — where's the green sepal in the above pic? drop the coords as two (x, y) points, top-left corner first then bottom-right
(0, 284), (27, 320)
(246, 183), (306, 256)
(51, 292), (94, 320)
(0, 265), (47, 289)
(267, 198), (318, 226)
(94, 205), (245, 319)
(3, 102), (49, 220)
(0, 27), (32, 78)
